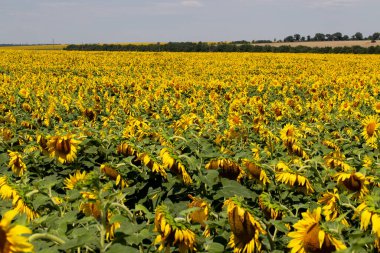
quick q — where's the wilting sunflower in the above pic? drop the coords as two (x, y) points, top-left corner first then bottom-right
(154, 205), (196, 253)
(362, 115), (379, 148)
(225, 198), (266, 253)
(334, 172), (369, 199)
(160, 148), (192, 185)
(276, 170), (314, 194)
(288, 207), (346, 253)
(47, 134), (80, 163)
(100, 164), (128, 189)
(318, 189), (349, 226)
(187, 195), (210, 237)
(353, 192), (380, 249)
(206, 158), (245, 181)
(242, 160), (270, 185)
(138, 152), (167, 178)
(7, 151), (27, 176)
(64, 171), (88, 190)
(324, 151), (352, 172)
(259, 193), (287, 220)
(0, 209), (33, 253)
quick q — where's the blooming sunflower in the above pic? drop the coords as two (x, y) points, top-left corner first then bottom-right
(334, 172), (369, 199)
(0, 209), (33, 253)
(318, 189), (349, 226)
(47, 134), (80, 163)
(276, 170), (314, 194)
(224, 198), (266, 253)
(154, 205), (196, 253)
(64, 171), (88, 190)
(373, 101), (380, 113)
(362, 115), (379, 148)
(288, 207), (346, 253)
(7, 151), (27, 177)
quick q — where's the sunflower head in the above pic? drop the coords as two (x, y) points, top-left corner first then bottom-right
(0, 209), (33, 253)
(206, 159), (245, 181)
(276, 170), (314, 194)
(259, 193), (287, 220)
(64, 171), (88, 190)
(100, 164), (127, 189)
(187, 195), (209, 227)
(288, 207), (346, 253)
(7, 151), (27, 177)
(243, 160), (270, 185)
(362, 115), (379, 148)
(47, 134), (80, 164)
(334, 172), (369, 198)
(224, 197), (266, 252)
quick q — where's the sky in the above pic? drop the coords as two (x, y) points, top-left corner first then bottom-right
(0, 0), (379, 44)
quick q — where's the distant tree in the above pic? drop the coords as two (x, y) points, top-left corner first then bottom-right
(332, 32), (343, 40)
(314, 33), (325, 41)
(372, 32), (380, 40)
(326, 34), (333, 41)
(284, 35), (295, 42)
(301, 36), (305, 41)
(353, 32), (363, 40)
(343, 35), (349, 40)
(294, 34), (301, 41)
(307, 35), (311, 41)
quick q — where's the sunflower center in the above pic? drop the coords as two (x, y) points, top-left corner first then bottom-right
(376, 103), (380, 110)
(366, 122), (376, 137)
(246, 163), (261, 179)
(303, 224), (335, 253)
(343, 175), (362, 191)
(0, 226), (7, 253)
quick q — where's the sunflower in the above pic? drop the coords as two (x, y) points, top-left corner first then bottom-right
(362, 115), (379, 148)
(276, 170), (314, 194)
(242, 160), (270, 185)
(154, 205), (196, 253)
(334, 172), (369, 199)
(318, 189), (349, 226)
(288, 207), (346, 253)
(100, 164), (128, 189)
(353, 193), (380, 249)
(280, 123), (298, 147)
(258, 193), (287, 220)
(138, 152), (167, 178)
(47, 134), (80, 163)
(373, 101), (380, 113)
(160, 148), (192, 185)
(205, 158), (245, 181)
(0, 209), (33, 253)
(187, 194), (209, 233)
(7, 151), (27, 176)
(64, 171), (88, 190)
(225, 198), (266, 253)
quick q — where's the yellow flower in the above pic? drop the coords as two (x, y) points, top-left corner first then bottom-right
(7, 151), (27, 176)
(100, 164), (128, 189)
(362, 115), (379, 148)
(373, 101), (380, 113)
(334, 172), (369, 199)
(276, 170), (314, 194)
(160, 148), (192, 185)
(47, 134), (80, 163)
(243, 160), (270, 185)
(288, 207), (346, 253)
(0, 209), (33, 253)
(187, 195), (209, 227)
(64, 171), (88, 190)
(225, 198), (266, 253)
(154, 205), (196, 253)
(318, 189), (349, 226)
(206, 158), (245, 181)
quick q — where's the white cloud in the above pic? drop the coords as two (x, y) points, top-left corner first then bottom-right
(181, 0), (203, 7)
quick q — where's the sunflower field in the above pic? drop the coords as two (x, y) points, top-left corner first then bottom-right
(1, 50), (380, 253)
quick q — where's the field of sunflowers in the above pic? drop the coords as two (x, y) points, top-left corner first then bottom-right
(1, 50), (380, 253)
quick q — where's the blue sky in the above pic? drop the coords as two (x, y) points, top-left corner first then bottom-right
(0, 0), (379, 44)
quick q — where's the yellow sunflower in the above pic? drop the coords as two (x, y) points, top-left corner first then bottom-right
(224, 198), (266, 253)
(154, 205), (196, 253)
(205, 158), (245, 181)
(318, 189), (349, 226)
(0, 209), (33, 253)
(47, 134), (80, 163)
(334, 172), (369, 199)
(160, 148), (192, 185)
(362, 115), (379, 148)
(276, 170), (314, 194)
(64, 171), (88, 190)
(373, 101), (380, 113)
(243, 160), (270, 185)
(258, 193), (287, 220)
(288, 207), (346, 253)
(7, 151), (27, 176)
(100, 164), (128, 189)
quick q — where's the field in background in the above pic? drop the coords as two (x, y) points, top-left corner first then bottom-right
(0, 44), (66, 50)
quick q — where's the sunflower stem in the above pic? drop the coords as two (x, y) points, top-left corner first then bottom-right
(265, 226), (275, 251)
(110, 202), (135, 223)
(25, 189), (39, 197)
(29, 233), (65, 245)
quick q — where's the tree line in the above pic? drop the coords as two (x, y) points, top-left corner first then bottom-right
(64, 42), (380, 54)
(283, 32), (380, 42)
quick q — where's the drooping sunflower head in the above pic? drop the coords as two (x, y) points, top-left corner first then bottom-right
(224, 197), (266, 253)
(47, 134), (80, 164)
(100, 164), (128, 189)
(243, 159), (270, 185)
(0, 209), (34, 253)
(7, 151), (27, 177)
(288, 207), (346, 253)
(259, 193), (287, 220)
(206, 158), (245, 181)
(187, 195), (209, 227)
(160, 148), (192, 185)
(275, 170), (314, 194)
(154, 205), (196, 253)
(334, 172), (369, 199)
